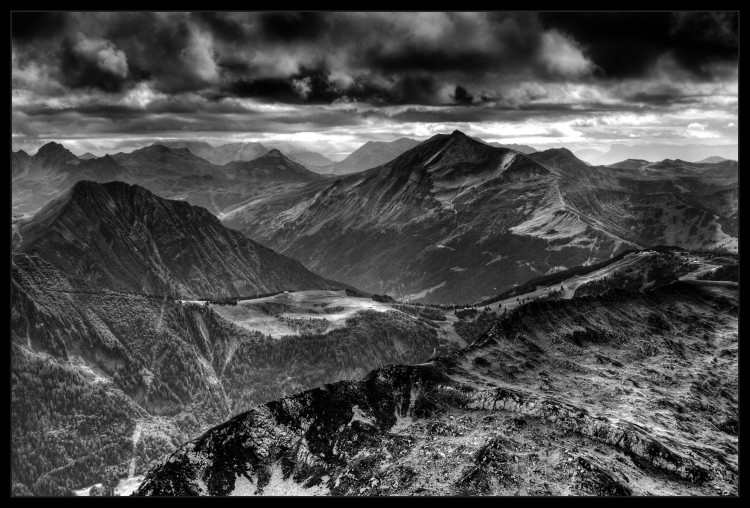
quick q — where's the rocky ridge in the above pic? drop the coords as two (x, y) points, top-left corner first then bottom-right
(135, 250), (738, 496)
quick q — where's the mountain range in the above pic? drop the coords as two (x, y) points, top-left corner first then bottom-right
(221, 130), (738, 304)
(10, 129), (739, 497)
(11, 142), (327, 217)
(12, 143), (130, 214)
(150, 140), (335, 169)
(575, 144), (738, 166)
(152, 140), (269, 166)
(12, 133), (738, 305)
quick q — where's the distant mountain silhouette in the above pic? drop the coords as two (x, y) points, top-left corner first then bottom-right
(698, 156), (732, 164)
(576, 144), (738, 165)
(316, 137), (421, 175)
(287, 150), (334, 167)
(153, 140), (269, 165)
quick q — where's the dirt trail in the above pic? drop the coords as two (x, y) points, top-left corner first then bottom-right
(128, 423), (143, 479)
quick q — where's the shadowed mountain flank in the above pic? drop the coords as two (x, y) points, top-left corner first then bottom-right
(15, 180), (341, 299)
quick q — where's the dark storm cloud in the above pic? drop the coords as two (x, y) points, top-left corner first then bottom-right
(10, 11), (739, 147)
(14, 11), (737, 107)
(11, 12), (70, 42)
(256, 12), (331, 42)
(11, 12), (222, 94)
(58, 38), (130, 92)
(223, 67), (342, 104)
(225, 77), (299, 102)
(354, 12), (550, 84)
(105, 14), (221, 93)
(364, 46), (498, 75)
(452, 86), (474, 104)
(223, 68), (442, 106)
(385, 74), (440, 105)
(669, 12), (738, 78)
(538, 12), (738, 79)
(190, 12), (248, 42)
(12, 12), (574, 106)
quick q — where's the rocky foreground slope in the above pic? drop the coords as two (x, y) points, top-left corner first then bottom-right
(136, 250), (738, 496)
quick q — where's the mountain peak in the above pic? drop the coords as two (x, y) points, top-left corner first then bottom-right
(79, 153), (124, 169)
(263, 148), (284, 157)
(546, 147), (575, 157)
(450, 129), (468, 138)
(223, 149), (322, 182)
(19, 179), (338, 299)
(148, 143), (189, 153)
(145, 144), (174, 153)
(527, 147), (591, 174)
(69, 179), (135, 199)
(36, 142), (75, 158)
(533, 147), (584, 163)
(699, 156), (730, 164)
(70, 178), (103, 194)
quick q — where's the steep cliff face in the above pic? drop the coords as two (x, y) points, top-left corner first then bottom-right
(16, 180), (342, 298)
(136, 255), (738, 496)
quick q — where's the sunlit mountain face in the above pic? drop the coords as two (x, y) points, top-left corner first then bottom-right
(11, 11), (737, 498)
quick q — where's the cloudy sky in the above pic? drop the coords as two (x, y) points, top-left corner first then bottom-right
(12, 11), (738, 158)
